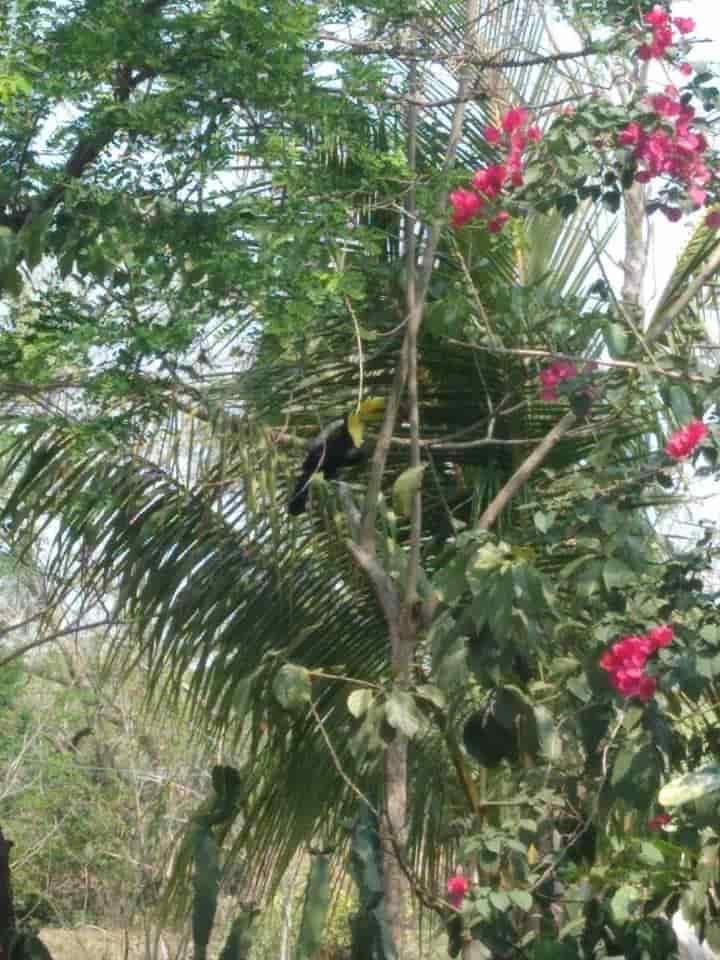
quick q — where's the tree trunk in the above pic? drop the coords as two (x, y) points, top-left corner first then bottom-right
(381, 613), (416, 955)
(381, 731), (409, 953)
(0, 826), (16, 957)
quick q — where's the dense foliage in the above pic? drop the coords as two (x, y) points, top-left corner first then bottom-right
(3, 0), (720, 957)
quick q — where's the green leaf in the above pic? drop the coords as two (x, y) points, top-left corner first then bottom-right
(489, 889), (511, 911)
(19, 209), (54, 270)
(508, 889), (533, 911)
(392, 465), (427, 518)
(415, 684), (446, 710)
(533, 510), (555, 534)
(602, 558), (635, 591)
(610, 884), (642, 924)
(639, 841), (664, 866)
(658, 766), (720, 807)
(272, 664), (312, 711)
(668, 385), (694, 424)
(347, 688), (375, 718)
(606, 322), (629, 357)
(385, 690), (424, 738)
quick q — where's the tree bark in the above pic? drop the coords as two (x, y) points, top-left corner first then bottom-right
(381, 733), (409, 953)
(0, 826), (16, 957)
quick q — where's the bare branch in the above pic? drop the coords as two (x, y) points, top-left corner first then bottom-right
(477, 411), (578, 531)
(0, 619), (115, 670)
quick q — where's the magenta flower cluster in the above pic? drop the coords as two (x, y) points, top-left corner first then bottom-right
(664, 419), (708, 459)
(449, 107), (542, 233)
(636, 4), (694, 62)
(599, 626), (673, 701)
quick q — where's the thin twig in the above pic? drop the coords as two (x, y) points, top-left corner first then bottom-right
(309, 699), (377, 815)
(446, 338), (712, 383)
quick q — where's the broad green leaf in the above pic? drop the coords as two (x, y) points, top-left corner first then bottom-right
(272, 664), (312, 711)
(489, 889), (511, 911)
(610, 884), (641, 924)
(508, 889), (533, 911)
(533, 510), (555, 533)
(659, 766), (720, 807)
(602, 558), (634, 591)
(347, 688), (375, 718)
(415, 683), (446, 710)
(668, 385), (694, 424)
(385, 689), (423, 738)
(639, 841), (664, 866)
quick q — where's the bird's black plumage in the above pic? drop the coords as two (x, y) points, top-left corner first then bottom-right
(288, 418), (364, 515)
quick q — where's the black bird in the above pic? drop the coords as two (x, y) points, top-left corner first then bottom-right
(288, 398), (385, 515)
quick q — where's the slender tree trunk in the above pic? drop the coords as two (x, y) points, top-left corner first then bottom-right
(381, 733), (409, 952)
(381, 615), (415, 954)
(621, 181), (647, 313)
(0, 826), (16, 957)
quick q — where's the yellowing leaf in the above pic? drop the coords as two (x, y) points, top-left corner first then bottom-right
(392, 465), (427, 518)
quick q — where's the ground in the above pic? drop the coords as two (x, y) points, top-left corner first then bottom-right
(38, 927), (178, 960)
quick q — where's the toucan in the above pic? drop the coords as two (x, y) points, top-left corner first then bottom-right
(288, 398), (385, 515)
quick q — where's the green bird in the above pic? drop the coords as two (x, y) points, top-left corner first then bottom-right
(288, 398), (385, 515)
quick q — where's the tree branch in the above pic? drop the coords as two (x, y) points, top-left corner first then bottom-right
(477, 411), (577, 531)
(359, 0), (481, 550)
(0, 619), (115, 670)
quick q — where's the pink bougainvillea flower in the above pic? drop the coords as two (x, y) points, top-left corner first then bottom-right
(447, 872), (470, 908)
(688, 186), (707, 207)
(644, 4), (669, 28)
(673, 16), (696, 34)
(473, 164), (507, 197)
(665, 419), (708, 459)
(679, 62), (693, 76)
(648, 813), (671, 831)
(706, 211), (720, 229)
(618, 122), (643, 147)
(648, 92), (681, 117)
(646, 625), (674, 649)
(450, 102), (539, 233)
(487, 211), (511, 234)
(450, 189), (483, 228)
(501, 106), (529, 133)
(662, 206), (682, 222)
(599, 625), (674, 702)
(538, 360), (578, 401)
